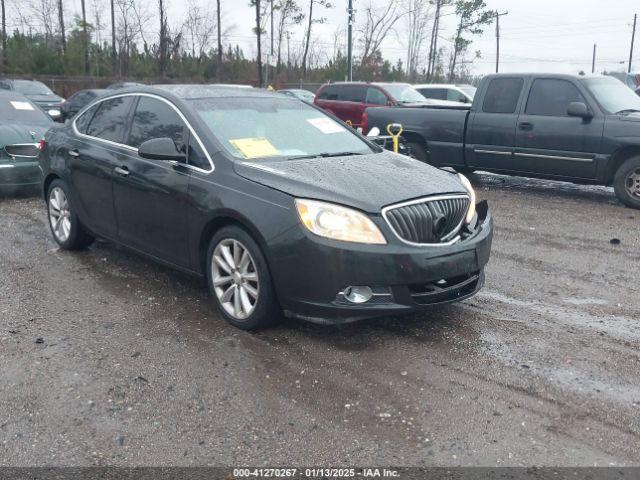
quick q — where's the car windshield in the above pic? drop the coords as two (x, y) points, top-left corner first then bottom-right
(458, 85), (477, 98)
(581, 77), (640, 114)
(380, 85), (427, 103)
(13, 80), (54, 96)
(0, 97), (53, 125)
(189, 96), (375, 160)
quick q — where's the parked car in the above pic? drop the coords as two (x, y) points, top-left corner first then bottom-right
(414, 84), (476, 104)
(0, 79), (64, 121)
(0, 91), (53, 193)
(60, 89), (107, 122)
(314, 82), (449, 128)
(365, 73), (640, 209)
(279, 88), (315, 103)
(39, 85), (492, 330)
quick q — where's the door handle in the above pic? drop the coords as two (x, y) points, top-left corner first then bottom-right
(114, 166), (130, 177)
(68, 149), (80, 157)
(518, 122), (534, 131)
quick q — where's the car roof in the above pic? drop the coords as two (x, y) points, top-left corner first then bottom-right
(320, 82), (411, 88)
(101, 84), (280, 101)
(414, 84), (465, 89)
(0, 90), (34, 101)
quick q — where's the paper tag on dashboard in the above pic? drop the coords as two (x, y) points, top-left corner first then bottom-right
(307, 117), (346, 134)
(229, 137), (279, 159)
(10, 101), (34, 111)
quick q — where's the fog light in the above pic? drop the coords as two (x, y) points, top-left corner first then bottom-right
(343, 286), (373, 304)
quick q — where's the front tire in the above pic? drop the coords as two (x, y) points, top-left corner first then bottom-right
(613, 156), (640, 209)
(206, 226), (282, 330)
(47, 179), (95, 250)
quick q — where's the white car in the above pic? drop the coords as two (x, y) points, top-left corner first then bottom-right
(413, 84), (476, 104)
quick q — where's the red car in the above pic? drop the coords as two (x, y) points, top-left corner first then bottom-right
(314, 82), (428, 128)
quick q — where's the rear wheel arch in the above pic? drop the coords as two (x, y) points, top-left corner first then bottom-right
(608, 146), (640, 184)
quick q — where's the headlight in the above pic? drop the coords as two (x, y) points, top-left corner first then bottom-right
(295, 199), (386, 244)
(458, 173), (476, 224)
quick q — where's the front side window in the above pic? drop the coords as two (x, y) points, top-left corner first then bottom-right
(190, 97), (375, 160)
(365, 87), (387, 105)
(525, 79), (586, 116)
(482, 78), (524, 114)
(127, 96), (186, 149)
(86, 97), (134, 143)
(341, 86), (366, 103)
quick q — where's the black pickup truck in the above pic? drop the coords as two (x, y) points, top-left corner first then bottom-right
(364, 74), (640, 208)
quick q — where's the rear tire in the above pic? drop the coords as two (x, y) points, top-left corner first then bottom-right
(46, 179), (95, 250)
(206, 226), (282, 330)
(406, 141), (428, 163)
(613, 156), (640, 209)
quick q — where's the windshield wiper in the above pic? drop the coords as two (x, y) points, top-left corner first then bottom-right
(288, 151), (366, 160)
(615, 108), (640, 114)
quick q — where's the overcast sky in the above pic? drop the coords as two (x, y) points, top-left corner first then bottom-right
(13, 0), (640, 76)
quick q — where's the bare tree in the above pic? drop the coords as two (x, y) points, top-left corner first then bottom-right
(275, 0), (303, 69)
(216, 0), (222, 63)
(182, 1), (215, 60)
(426, 0), (451, 80)
(401, 0), (431, 81)
(114, 0), (149, 76)
(1, 0), (6, 71)
(80, 0), (89, 74)
(110, 0), (116, 73)
(448, 0), (492, 81)
(358, 1), (404, 65)
(57, 0), (65, 53)
(28, 0), (56, 46)
(252, 0), (263, 86)
(301, 0), (330, 77)
(158, 0), (168, 76)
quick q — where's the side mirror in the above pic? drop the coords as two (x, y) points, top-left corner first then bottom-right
(567, 102), (592, 119)
(138, 137), (186, 162)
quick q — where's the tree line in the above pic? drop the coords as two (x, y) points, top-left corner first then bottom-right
(0, 0), (494, 86)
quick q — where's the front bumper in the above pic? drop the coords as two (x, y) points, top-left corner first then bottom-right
(270, 201), (493, 324)
(0, 161), (41, 188)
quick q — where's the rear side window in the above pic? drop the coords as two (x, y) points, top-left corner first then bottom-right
(341, 86), (366, 103)
(525, 79), (586, 116)
(127, 96), (186, 150)
(86, 96), (134, 142)
(366, 87), (387, 105)
(421, 88), (446, 100)
(75, 103), (100, 133)
(482, 78), (524, 114)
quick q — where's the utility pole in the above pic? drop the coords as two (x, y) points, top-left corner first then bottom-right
(347, 0), (354, 81)
(267, 0), (273, 86)
(255, 0), (263, 87)
(494, 10), (508, 73)
(58, 0), (66, 55)
(629, 13), (637, 73)
(217, 0), (222, 64)
(81, 0), (89, 74)
(592, 43), (596, 74)
(1, 0), (7, 72)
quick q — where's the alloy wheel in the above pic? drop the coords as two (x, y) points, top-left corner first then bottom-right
(211, 238), (259, 320)
(49, 187), (72, 243)
(625, 168), (640, 198)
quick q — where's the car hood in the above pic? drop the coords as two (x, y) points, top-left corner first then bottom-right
(24, 94), (63, 105)
(0, 124), (50, 148)
(233, 151), (467, 213)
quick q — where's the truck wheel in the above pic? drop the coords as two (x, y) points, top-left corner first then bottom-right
(206, 226), (282, 330)
(613, 156), (640, 209)
(407, 142), (428, 163)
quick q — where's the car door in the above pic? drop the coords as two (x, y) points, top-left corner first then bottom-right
(514, 78), (603, 179)
(339, 85), (367, 127)
(69, 96), (135, 239)
(467, 77), (525, 171)
(112, 95), (191, 268)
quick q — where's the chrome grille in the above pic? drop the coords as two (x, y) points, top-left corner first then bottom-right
(382, 195), (470, 245)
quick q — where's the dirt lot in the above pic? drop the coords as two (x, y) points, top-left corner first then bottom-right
(1, 173), (639, 467)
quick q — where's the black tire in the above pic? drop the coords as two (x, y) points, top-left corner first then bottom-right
(406, 141), (428, 163)
(206, 225), (282, 330)
(46, 179), (95, 250)
(613, 156), (640, 209)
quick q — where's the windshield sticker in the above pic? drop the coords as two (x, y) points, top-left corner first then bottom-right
(229, 137), (279, 159)
(10, 101), (35, 111)
(307, 117), (346, 134)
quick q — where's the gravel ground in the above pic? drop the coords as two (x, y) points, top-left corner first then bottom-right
(0, 173), (639, 467)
